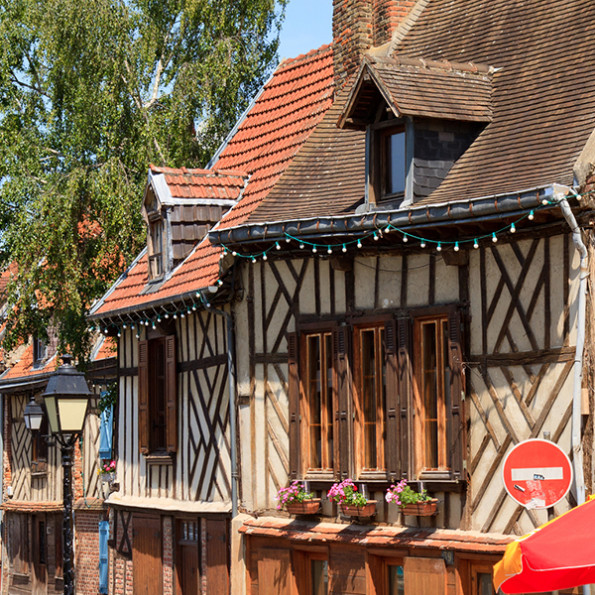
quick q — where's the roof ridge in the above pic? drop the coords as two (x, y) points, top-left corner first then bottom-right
(278, 43), (333, 72)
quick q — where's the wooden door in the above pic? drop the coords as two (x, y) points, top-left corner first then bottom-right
(205, 519), (229, 594)
(176, 519), (200, 595)
(257, 549), (294, 595)
(403, 557), (446, 595)
(133, 515), (163, 595)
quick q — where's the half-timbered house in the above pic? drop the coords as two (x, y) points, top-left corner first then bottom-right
(87, 46), (335, 594)
(0, 327), (116, 595)
(202, 0), (595, 593)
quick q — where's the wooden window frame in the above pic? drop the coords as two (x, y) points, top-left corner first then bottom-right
(300, 330), (336, 475)
(368, 117), (413, 207)
(148, 215), (165, 280)
(138, 334), (177, 456)
(412, 307), (465, 480)
(353, 321), (388, 475)
(31, 415), (48, 474)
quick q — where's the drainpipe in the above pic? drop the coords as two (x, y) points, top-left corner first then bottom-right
(553, 185), (588, 513)
(199, 291), (238, 519)
(554, 184), (590, 595)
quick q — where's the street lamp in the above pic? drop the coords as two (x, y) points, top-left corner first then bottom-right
(27, 354), (92, 595)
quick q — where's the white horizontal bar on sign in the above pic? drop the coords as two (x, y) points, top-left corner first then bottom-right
(510, 467), (564, 481)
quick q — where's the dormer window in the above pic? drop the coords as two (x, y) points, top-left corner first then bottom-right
(381, 127), (407, 200)
(33, 336), (47, 364)
(148, 216), (164, 280)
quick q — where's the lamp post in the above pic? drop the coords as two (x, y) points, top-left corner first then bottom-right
(25, 354), (92, 595)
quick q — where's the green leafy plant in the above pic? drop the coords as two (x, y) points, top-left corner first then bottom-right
(276, 481), (315, 510)
(98, 383), (118, 414)
(385, 480), (432, 507)
(327, 479), (369, 508)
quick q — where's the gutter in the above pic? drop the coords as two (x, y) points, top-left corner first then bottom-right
(198, 290), (239, 523)
(209, 185), (554, 246)
(553, 184), (589, 508)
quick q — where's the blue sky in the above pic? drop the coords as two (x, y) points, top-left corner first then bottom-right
(277, 0), (333, 60)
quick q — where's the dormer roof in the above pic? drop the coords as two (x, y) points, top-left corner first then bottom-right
(338, 56), (493, 129)
(145, 165), (248, 211)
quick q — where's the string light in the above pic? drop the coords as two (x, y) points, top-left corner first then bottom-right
(94, 200), (568, 338)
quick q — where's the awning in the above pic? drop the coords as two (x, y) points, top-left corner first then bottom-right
(494, 496), (595, 593)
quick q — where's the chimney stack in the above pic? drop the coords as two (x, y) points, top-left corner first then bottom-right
(333, 0), (416, 89)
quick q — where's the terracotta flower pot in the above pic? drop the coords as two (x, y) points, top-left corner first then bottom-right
(400, 498), (438, 517)
(340, 501), (377, 518)
(286, 498), (321, 515)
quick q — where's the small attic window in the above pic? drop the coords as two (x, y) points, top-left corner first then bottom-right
(383, 128), (406, 197)
(148, 216), (164, 280)
(368, 119), (411, 207)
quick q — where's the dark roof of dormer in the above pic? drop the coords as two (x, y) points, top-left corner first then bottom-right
(338, 56), (494, 129)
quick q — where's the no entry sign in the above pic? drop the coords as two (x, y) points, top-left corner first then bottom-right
(502, 439), (573, 509)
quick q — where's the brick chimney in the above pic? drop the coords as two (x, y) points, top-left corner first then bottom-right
(333, 0), (416, 89)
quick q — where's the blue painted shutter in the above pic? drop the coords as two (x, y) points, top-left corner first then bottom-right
(99, 402), (113, 460)
(99, 520), (109, 593)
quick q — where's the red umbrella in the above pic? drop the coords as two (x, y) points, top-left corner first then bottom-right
(494, 496), (595, 593)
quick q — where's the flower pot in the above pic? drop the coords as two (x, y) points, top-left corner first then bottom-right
(340, 501), (377, 518)
(400, 498), (438, 517)
(100, 472), (115, 484)
(286, 498), (321, 515)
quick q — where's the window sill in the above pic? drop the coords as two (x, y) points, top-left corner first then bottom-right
(144, 453), (173, 465)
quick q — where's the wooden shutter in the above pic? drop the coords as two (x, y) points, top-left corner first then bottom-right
(397, 316), (411, 479)
(287, 332), (300, 480)
(447, 309), (465, 479)
(165, 335), (177, 453)
(385, 319), (400, 479)
(404, 557), (446, 595)
(98, 404), (113, 460)
(138, 340), (149, 454)
(333, 326), (352, 479)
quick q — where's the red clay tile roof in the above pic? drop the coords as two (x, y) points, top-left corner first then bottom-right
(149, 165), (248, 202)
(91, 45), (334, 318)
(0, 345), (56, 382)
(239, 516), (512, 554)
(1, 500), (63, 512)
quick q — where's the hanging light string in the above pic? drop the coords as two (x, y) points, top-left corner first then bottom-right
(218, 195), (571, 261)
(91, 193), (588, 335)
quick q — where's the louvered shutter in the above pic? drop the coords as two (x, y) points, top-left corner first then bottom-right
(384, 319), (400, 479)
(397, 316), (411, 479)
(98, 520), (109, 594)
(98, 403), (113, 460)
(138, 340), (149, 454)
(333, 326), (352, 479)
(447, 309), (465, 479)
(165, 335), (177, 453)
(287, 332), (300, 480)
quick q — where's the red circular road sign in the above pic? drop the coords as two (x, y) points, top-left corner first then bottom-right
(502, 439), (573, 509)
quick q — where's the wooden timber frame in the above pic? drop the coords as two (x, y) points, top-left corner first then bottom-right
(106, 306), (233, 594)
(235, 228), (587, 553)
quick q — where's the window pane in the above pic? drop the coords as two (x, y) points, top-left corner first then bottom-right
(388, 565), (405, 595)
(307, 335), (322, 469)
(422, 322), (438, 468)
(325, 333), (334, 469)
(387, 132), (406, 195)
(311, 559), (328, 595)
(477, 572), (495, 595)
(149, 338), (167, 451)
(361, 329), (377, 469)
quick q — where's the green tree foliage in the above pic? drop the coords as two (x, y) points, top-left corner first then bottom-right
(0, 0), (286, 359)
